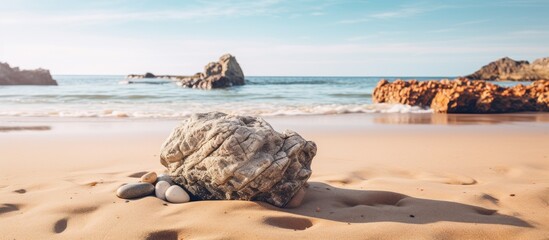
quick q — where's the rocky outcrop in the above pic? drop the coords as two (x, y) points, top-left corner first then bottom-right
(0, 62), (57, 85)
(159, 112), (316, 207)
(373, 78), (549, 113)
(465, 57), (549, 81)
(143, 72), (156, 78)
(126, 74), (182, 80)
(371, 79), (442, 107)
(177, 54), (245, 89)
(127, 73), (168, 79)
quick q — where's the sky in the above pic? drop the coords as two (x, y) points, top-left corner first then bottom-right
(0, 0), (548, 76)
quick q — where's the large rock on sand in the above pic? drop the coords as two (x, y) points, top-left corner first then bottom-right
(159, 112), (316, 207)
(0, 62), (57, 85)
(465, 57), (549, 81)
(177, 54), (245, 89)
(374, 78), (549, 113)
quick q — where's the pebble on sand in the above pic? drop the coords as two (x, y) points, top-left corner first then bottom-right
(165, 185), (190, 203)
(155, 181), (171, 200)
(140, 172), (157, 184)
(157, 174), (174, 185)
(116, 183), (155, 199)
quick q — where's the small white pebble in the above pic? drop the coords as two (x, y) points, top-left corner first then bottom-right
(155, 181), (171, 200)
(165, 185), (190, 203)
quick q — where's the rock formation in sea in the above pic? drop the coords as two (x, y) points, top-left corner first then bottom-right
(124, 54), (245, 89)
(143, 72), (156, 78)
(176, 54), (245, 89)
(465, 57), (549, 81)
(159, 112), (316, 207)
(0, 62), (57, 85)
(373, 78), (549, 113)
(127, 73), (161, 79)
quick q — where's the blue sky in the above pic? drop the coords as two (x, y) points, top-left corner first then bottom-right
(0, 0), (548, 76)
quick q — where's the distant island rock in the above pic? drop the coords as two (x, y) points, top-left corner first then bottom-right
(126, 74), (174, 79)
(465, 57), (549, 81)
(177, 54), (245, 89)
(373, 78), (549, 113)
(125, 54), (245, 89)
(143, 72), (156, 78)
(0, 62), (57, 85)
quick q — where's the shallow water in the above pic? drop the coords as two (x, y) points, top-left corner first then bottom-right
(0, 75), (524, 118)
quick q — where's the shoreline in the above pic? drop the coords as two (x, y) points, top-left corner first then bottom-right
(2, 111), (549, 122)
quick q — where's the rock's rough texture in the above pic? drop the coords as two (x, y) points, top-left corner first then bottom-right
(177, 54), (245, 89)
(372, 79), (442, 107)
(465, 57), (549, 81)
(373, 78), (549, 113)
(0, 62), (57, 85)
(116, 183), (155, 199)
(159, 112), (316, 207)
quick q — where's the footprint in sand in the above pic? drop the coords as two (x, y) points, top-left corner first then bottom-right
(480, 193), (500, 205)
(71, 206), (98, 214)
(342, 191), (407, 207)
(263, 216), (313, 230)
(13, 189), (27, 194)
(145, 230), (179, 240)
(0, 203), (20, 215)
(53, 218), (68, 233)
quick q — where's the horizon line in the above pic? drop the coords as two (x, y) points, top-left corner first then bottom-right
(51, 74), (460, 78)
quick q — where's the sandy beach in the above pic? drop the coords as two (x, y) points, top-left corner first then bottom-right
(1, 113), (548, 239)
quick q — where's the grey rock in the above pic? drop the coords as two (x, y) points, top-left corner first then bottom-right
(157, 174), (174, 185)
(0, 62), (57, 85)
(116, 182), (154, 199)
(155, 181), (171, 200)
(159, 112), (316, 207)
(144, 72), (156, 78)
(165, 185), (190, 203)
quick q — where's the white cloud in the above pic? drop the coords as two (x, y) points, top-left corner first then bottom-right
(510, 30), (549, 36)
(3, 33), (547, 76)
(338, 3), (456, 24)
(0, 0), (287, 25)
(370, 7), (424, 19)
(0, 0), (345, 25)
(453, 19), (490, 26)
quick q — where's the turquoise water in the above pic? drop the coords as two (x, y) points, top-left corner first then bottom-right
(0, 75), (516, 118)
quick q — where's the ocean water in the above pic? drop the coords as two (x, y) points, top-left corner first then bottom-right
(0, 75), (519, 119)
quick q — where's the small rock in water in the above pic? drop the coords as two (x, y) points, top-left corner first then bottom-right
(116, 183), (154, 199)
(157, 174), (174, 185)
(165, 185), (190, 203)
(155, 181), (171, 200)
(140, 172), (157, 184)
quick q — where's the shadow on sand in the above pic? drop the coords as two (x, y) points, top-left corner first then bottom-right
(258, 182), (531, 228)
